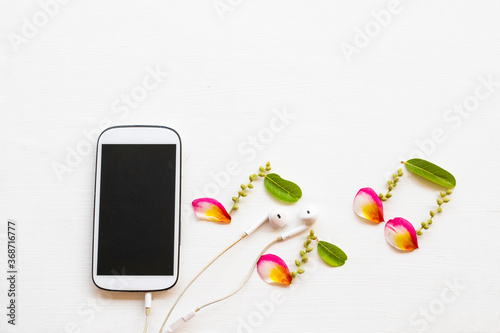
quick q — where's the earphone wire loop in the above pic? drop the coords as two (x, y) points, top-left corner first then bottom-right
(159, 234), (247, 333)
(196, 237), (280, 312)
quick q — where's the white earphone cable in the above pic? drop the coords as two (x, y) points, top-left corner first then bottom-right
(143, 313), (150, 333)
(159, 234), (247, 333)
(158, 207), (317, 332)
(195, 237), (280, 312)
(160, 237), (280, 333)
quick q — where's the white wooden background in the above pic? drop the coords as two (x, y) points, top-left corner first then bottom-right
(1, 1), (500, 332)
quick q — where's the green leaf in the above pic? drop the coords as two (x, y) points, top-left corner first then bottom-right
(317, 241), (347, 267)
(404, 159), (456, 188)
(264, 173), (302, 203)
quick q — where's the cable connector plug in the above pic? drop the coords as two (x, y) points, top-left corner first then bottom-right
(145, 293), (152, 315)
(167, 310), (196, 332)
(143, 293), (152, 333)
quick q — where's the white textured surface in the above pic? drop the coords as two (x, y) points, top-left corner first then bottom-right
(1, 1), (500, 332)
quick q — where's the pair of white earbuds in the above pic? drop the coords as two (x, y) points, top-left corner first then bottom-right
(244, 206), (318, 240)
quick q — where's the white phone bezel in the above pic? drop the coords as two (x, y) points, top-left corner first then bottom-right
(92, 125), (181, 292)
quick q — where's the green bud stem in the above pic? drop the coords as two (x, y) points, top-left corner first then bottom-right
(291, 229), (315, 283)
(228, 162), (271, 214)
(416, 189), (452, 235)
(379, 168), (404, 202)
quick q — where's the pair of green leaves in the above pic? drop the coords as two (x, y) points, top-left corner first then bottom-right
(265, 159), (455, 203)
(264, 174), (348, 267)
(404, 159), (456, 188)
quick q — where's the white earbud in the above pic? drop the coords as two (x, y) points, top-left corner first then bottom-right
(244, 209), (287, 236)
(279, 206), (318, 240)
(299, 207), (318, 225)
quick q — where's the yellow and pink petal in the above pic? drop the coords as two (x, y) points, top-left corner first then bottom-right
(353, 187), (384, 223)
(384, 217), (418, 251)
(257, 254), (292, 286)
(192, 198), (231, 223)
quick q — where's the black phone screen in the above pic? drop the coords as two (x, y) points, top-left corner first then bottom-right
(97, 144), (177, 276)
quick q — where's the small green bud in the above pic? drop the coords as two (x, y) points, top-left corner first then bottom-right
(241, 184), (246, 190)
(290, 271), (297, 278)
(238, 191), (243, 196)
(300, 250), (305, 256)
(381, 196), (387, 202)
(302, 256), (308, 263)
(393, 176), (400, 182)
(386, 193), (392, 198)
(295, 259), (301, 267)
(428, 219), (433, 225)
(388, 185), (394, 191)
(437, 198), (443, 205)
(297, 269), (305, 274)
(311, 236), (317, 240)
(397, 169), (404, 176)
(421, 221), (427, 227)
(259, 166), (265, 172)
(265, 166), (271, 171)
(443, 197), (450, 203)
(430, 210), (435, 217)
(247, 183), (254, 189)
(437, 207), (443, 213)
(241, 192), (247, 197)
(446, 189), (452, 195)
(309, 229), (315, 236)
(379, 193), (384, 199)
(306, 247), (313, 253)
(423, 224), (430, 230)
(307, 235), (312, 240)
(387, 180), (393, 186)
(392, 173), (397, 179)
(258, 172), (265, 177)
(233, 205), (239, 210)
(416, 230), (423, 236)
(266, 161), (271, 167)
(232, 197), (238, 202)
(440, 191), (446, 198)
(252, 174), (257, 180)
(305, 239), (311, 245)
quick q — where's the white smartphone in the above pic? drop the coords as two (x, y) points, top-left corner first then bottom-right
(92, 125), (181, 292)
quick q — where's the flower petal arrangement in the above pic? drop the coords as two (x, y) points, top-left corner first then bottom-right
(257, 254), (292, 286)
(353, 187), (384, 223)
(384, 218), (418, 251)
(192, 198), (231, 223)
(190, 161), (346, 288)
(354, 159), (456, 251)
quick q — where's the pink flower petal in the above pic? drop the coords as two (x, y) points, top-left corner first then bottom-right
(384, 217), (419, 251)
(353, 188), (384, 223)
(257, 254), (292, 286)
(192, 198), (231, 223)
